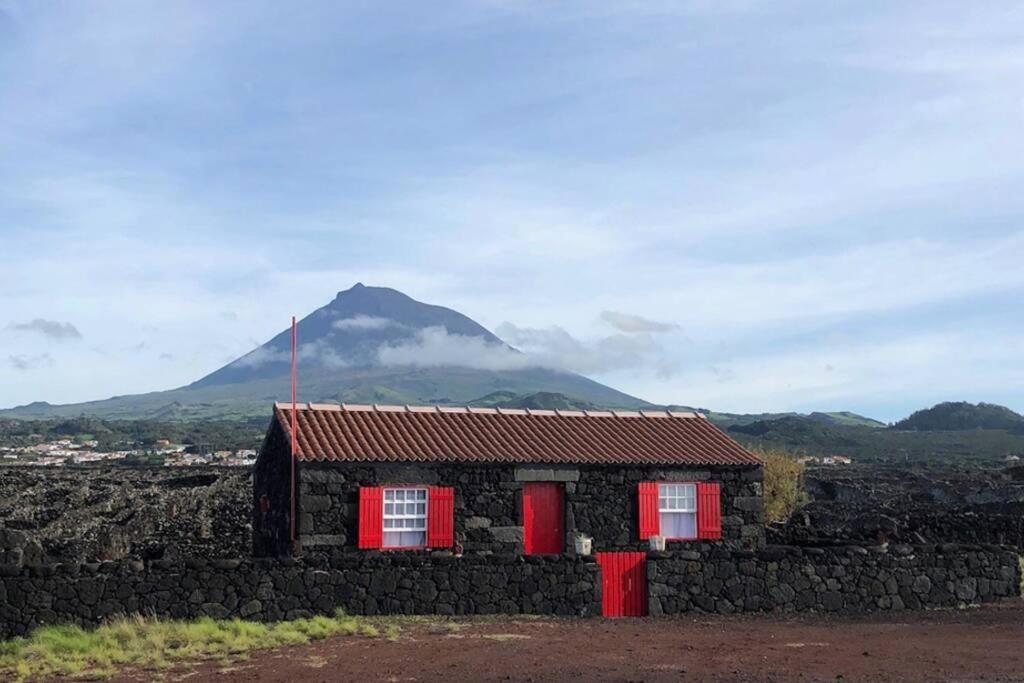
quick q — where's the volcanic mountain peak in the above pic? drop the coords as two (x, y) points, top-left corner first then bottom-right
(191, 283), (508, 388)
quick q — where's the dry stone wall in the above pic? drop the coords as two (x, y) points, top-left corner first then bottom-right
(648, 543), (1021, 615)
(1, 544), (1019, 639)
(0, 554), (600, 639)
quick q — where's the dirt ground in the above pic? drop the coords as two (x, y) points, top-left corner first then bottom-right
(121, 601), (1024, 683)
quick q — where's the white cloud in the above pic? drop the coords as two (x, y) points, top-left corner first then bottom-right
(495, 322), (675, 376)
(232, 340), (349, 370)
(377, 327), (529, 371)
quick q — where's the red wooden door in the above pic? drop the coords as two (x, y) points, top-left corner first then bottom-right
(596, 552), (648, 617)
(523, 483), (563, 554)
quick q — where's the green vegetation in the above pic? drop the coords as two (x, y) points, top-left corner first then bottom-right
(0, 611), (380, 681)
(759, 448), (809, 524)
(469, 391), (597, 411)
(729, 416), (1024, 466)
(894, 401), (1024, 431)
(698, 409), (884, 429)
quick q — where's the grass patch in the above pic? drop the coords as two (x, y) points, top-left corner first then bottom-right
(0, 610), (378, 682)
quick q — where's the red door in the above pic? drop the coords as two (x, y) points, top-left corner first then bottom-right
(523, 483), (563, 554)
(596, 552), (648, 617)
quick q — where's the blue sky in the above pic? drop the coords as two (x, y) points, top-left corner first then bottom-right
(1, 1), (1022, 421)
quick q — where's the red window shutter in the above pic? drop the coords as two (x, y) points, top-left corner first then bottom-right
(427, 486), (455, 548)
(358, 486), (384, 549)
(697, 482), (722, 540)
(637, 481), (660, 540)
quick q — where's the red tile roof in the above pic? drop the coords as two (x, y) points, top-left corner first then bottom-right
(272, 403), (761, 467)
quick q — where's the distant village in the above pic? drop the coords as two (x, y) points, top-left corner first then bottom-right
(796, 455), (853, 466)
(0, 437), (257, 467)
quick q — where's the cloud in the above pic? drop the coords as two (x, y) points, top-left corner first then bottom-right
(232, 340), (349, 370)
(377, 327), (529, 371)
(333, 316), (403, 332)
(9, 353), (54, 371)
(9, 319), (82, 341)
(495, 322), (675, 376)
(600, 311), (678, 334)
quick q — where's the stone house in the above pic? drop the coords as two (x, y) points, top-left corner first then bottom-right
(253, 402), (764, 615)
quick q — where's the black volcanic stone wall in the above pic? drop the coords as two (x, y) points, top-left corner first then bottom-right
(0, 555), (600, 639)
(0, 545), (1017, 638)
(647, 543), (1021, 616)
(771, 465), (1024, 549)
(0, 466), (252, 564)
(293, 462), (765, 555)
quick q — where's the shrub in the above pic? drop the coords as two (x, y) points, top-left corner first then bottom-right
(759, 448), (809, 524)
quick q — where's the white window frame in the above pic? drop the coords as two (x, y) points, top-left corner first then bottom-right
(382, 487), (428, 549)
(658, 482), (698, 540)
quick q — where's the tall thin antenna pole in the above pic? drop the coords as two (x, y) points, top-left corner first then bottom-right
(290, 315), (298, 547)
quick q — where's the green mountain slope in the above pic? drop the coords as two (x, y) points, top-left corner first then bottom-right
(893, 401), (1024, 431)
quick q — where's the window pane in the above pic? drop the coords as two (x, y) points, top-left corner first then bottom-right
(382, 487), (428, 544)
(383, 530), (426, 548)
(660, 511), (697, 539)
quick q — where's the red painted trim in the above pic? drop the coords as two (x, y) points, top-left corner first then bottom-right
(596, 552), (648, 617)
(358, 486), (384, 549)
(523, 483), (563, 555)
(637, 481), (659, 540)
(427, 486), (455, 548)
(697, 481), (722, 540)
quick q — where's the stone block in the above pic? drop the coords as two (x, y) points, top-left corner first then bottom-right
(732, 497), (762, 513)
(515, 467), (580, 482)
(301, 496), (332, 513)
(465, 517), (492, 529)
(489, 527), (524, 544)
(301, 535), (345, 547)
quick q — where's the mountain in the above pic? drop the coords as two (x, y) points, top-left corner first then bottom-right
(684, 409), (884, 429)
(727, 413), (1024, 464)
(0, 284), (647, 420)
(806, 411), (886, 428)
(893, 402), (1024, 432)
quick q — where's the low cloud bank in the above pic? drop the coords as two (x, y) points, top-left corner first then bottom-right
(495, 323), (670, 376)
(377, 327), (529, 371)
(232, 340), (348, 370)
